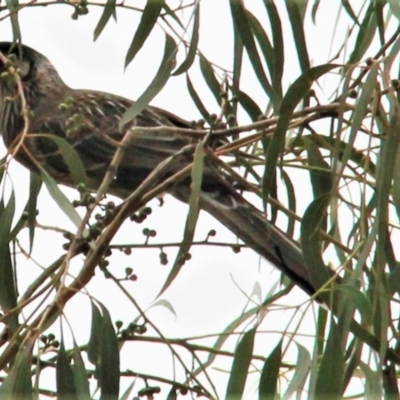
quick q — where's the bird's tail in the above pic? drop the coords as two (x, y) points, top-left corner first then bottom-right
(172, 169), (333, 296)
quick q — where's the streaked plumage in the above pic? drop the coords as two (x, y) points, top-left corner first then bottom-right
(0, 42), (326, 296)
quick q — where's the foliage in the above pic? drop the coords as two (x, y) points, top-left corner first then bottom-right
(0, 0), (400, 399)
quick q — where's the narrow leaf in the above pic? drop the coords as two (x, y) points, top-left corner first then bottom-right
(41, 169), (82, 229)
(39, 134), (88, 187)
(314, 320), (344, 398)
(98, 304), (120, 400)
(282, 344), (311, 400)
(262, 64), (338, 200)
(229, 0), (276, 106)
(259, 341), (282, 400)
(199, 53), (221, 105)
(72, 344), (91, 400)
(301, 195), (333, 295)
(174, 3), (200, 75)
(0, 192), (18, 335)
(186, 75), (211, 124)
(0, 343), (33, 399)
(125, 0), (165, 67)
(226, 328), (256, 399)
(56, 342), (78, 400)
(158, 141), (204, 296)
(94, 0), (117, 41)
(87, 301), (103, 366)
(120, 33), (177, 127)
(5, 0), (21, 44)
(285, 1), (310, 73)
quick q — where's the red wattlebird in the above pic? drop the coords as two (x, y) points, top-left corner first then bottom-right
(0, 42), (330, 296)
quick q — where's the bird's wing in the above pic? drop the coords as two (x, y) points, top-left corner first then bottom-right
(24, 90), (195, 193)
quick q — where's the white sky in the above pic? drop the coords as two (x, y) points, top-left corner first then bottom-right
(0, 1), (371, 398)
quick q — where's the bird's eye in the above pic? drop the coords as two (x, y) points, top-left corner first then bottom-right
(16, 60), (30, 78)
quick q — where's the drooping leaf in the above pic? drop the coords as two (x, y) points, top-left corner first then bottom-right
(158, 141), (204, 296)
(226, 328), (256, 399)
(56, 341), (78, 400)
(285, 1), (310, 73)
(5, 0), (21, 44)
(41, 169), (82, 229)
(0, 191), (18, 334)
(125, 0), (166, 67)
(229, 0), (276, 106)
(186, 75), (211, 124)
(39, 134), (88, 187)
(199, 53), (222, 106)
(174, 3), (200, 75)
(314, 320), (345, 399)
(98, 304), (120, 400)
(87, 300), (103, 366)
(72, 344), (91, 400)
(93, 0), (117, 41)
(0, 343), (33, 399)
(120, 33), (177, 127)
(259, 341), (282, 400)
(282, 343), (311, 400)
(262, 64), (339, 201)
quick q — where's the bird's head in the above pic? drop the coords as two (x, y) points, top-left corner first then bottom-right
(0, 42), (68, 142)
(0, 42), (66, 106)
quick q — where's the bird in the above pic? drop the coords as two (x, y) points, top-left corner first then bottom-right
(0, 42), (331, 296)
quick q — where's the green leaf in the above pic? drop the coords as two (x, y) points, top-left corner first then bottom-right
(72, 344), (91, 400)
(88, 302), (120, 399)
(262, 64), (338, 201)
(158, 141), (204, 296)
(259, 341), (282, 400)
(56, 342), (78, 400)
(282, 343), (310, 400)
(120, 33), (177, 127)
(229, 0), (276, 106)
(234, 89), (263, 121)
(0, 343), (33, 399)
(304, 138), (333, 200)
(226, 328), (256, 399)
(346, 5), (377, 66)
(338, 62), (379, 177)
(186, 75), (211, 124)
(285, 1), (310, 73)
(0, 191), (18, 335)
(94, 0), (117, 41)
(317, 307), (328, 358)
(5, 0), (21, 44)
(199, 53), (221, 105)
(173, 3), (200, 75)
(340, 0), (359, 24)
(40, 134), (88, 187)
(388, 0), (400, 22)
(360, 361), (382, 398)
(300, 195), (333, 295)
(262, 0), (284, 100)
(124, 0), (166, 67)
(87, 301), (103, 366)
(41, 169), (82, 229)
(9, 171), (42, 251)
(336, 285), (372, 324)
(166, 387), (177, 400)
(314, 320), (344, 399)
(27, 171), (42, 252)
(98, 304), (120, 400)
(120, 380), (136, 400)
